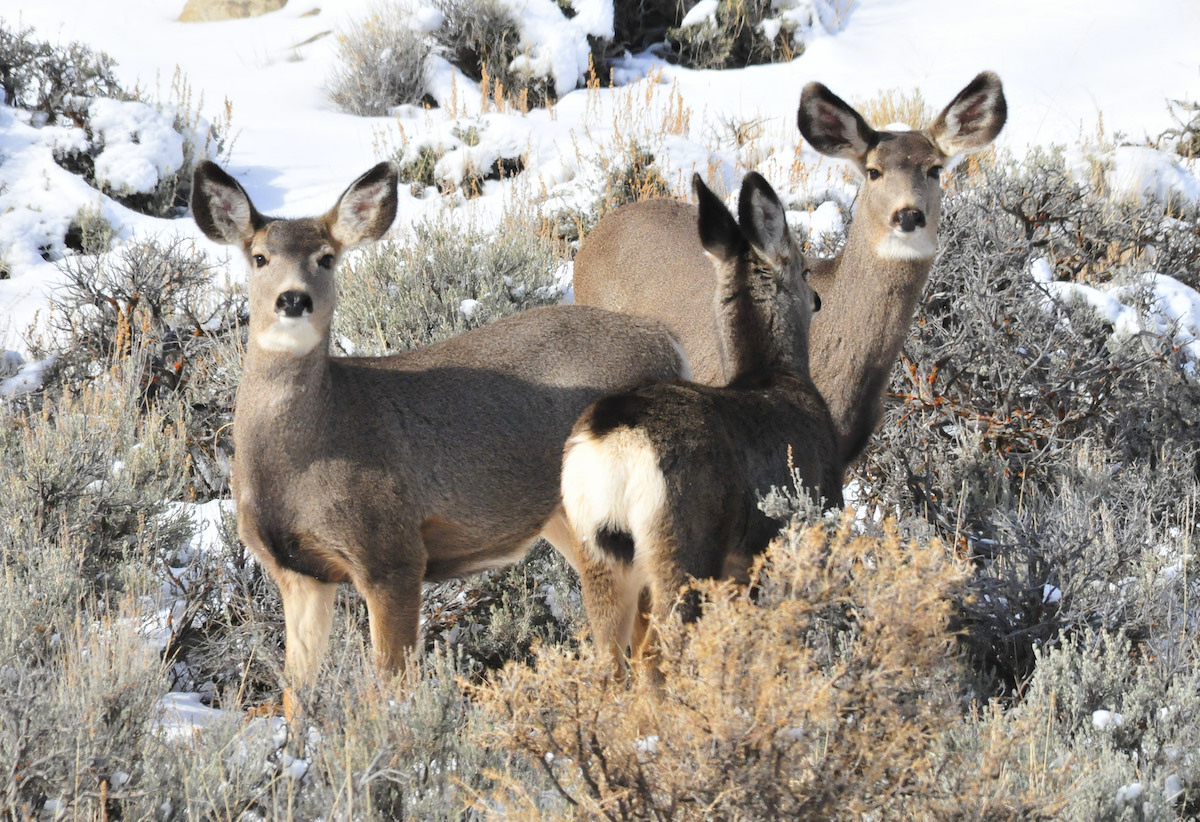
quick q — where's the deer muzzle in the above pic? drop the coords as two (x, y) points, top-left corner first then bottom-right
(894, 208), (927, 233)
(276, 290), (314, 318)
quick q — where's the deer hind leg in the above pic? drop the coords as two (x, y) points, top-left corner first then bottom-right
(575, 535), (647, 683)
(360, 564), (425, 680)
(275, 566), (338, 727)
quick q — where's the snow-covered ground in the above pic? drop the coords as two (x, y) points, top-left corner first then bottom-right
(1, 0), (1199, 365)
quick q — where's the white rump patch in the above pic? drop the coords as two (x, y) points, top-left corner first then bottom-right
(561, 427), (668, 565)
(256, 316), (323, 356)
(876, 228), (937, 261)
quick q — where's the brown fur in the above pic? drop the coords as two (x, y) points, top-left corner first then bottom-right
(573, 72), (1006, 466)
(560, 173), (841, 679)
(191, 161), (686, 711)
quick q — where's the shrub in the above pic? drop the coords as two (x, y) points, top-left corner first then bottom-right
(327, 4), (433, 115)
(0, 21), (230, 221)
(851, 146), (1200, 691)
(334, 210), (565, 354)
(0, 21), (125, 124)
(430, 0), (554, 108)
(669, 0), (802, 70)
(472, 513), (978, 819)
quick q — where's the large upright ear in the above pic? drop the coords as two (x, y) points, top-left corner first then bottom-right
(927, 71), (1007, 157)
(191, 161), (264, 247)
(737, 172), (789, 267)
(694, 173), (747, 264)
(797, 82), (876, 164)
(326, 162), (399, 248)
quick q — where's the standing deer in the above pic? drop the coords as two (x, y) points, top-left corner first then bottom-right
(190, 161), (686, 716)
(573, 72), (1007, 466)
(560, 172), (842, 677)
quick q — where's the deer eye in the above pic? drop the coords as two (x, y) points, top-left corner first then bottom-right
(928, 165), (943, 179)
(317, 254), (335, 270)
(252, 254), (267, 268)
(866, 168), (882, 181)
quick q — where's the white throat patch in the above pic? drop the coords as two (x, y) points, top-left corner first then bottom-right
(256, 316), (323, 356)
(876, 229), (937, 261)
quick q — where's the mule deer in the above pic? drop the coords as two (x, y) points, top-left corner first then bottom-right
(573, 72), (1006, 465)
(560, 172), (842, 677)
(190, 161), (686, 713)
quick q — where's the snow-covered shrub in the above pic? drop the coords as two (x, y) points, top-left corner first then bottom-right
(472, 514), (978, 818)
(670, 0), (802, 69)
(430, 0), (555, 108)
(327, 4), (433, 116)
(334, 210), (565, 354)
(0, 20), (125, 125)
(392, 119), (527, 198)
(0, 21), (229, 221)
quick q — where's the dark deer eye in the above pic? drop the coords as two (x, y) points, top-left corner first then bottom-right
(866, 168), (882, 181)
(317, 254), (335, 270)
(928, 165), (943, 179)
(252, 254), (267, 268)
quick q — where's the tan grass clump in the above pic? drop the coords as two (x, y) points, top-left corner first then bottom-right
(470, 516), (973, 819)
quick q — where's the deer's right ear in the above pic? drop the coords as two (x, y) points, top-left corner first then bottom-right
(191, 161), (263, 247)
(797, 82), (876, 165)
(694, 173), (746, 263)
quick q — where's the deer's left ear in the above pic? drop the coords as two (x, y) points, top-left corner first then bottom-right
(738, 172), (790, 268)
(326, 162), (399, 248)
(928, 71), (1007, 157)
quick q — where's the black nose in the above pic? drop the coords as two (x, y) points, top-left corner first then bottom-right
(812, 292), (821, 313)
(894, 208), (926, 232)
(275, 290), (313, 318)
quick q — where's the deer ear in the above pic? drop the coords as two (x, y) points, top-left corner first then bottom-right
(928, 71), (1007, 157)
(191, 161), (264, 247)
(737, 172), (789, 266)
(798, 82), (876, 165)
(327, 162), (399, 248)
(694, 173), (747, 263)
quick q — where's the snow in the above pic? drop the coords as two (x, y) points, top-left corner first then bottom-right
(1093, 709), (1125, 731)
(680, 0), (719, 28)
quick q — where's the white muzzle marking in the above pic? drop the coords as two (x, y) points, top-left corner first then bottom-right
(257, 316), (323, 356)
(876, 228), (937, 261)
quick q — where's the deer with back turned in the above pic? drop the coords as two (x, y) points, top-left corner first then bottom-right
(560, 172), (841, 677)
(191, 161), (687, 718)
(572, 72), (1007, 466)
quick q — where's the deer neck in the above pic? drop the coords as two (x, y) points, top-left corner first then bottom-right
(237, 341), (335, 432)
(808, 217), (934, 464)
(714, 267), (801, 385)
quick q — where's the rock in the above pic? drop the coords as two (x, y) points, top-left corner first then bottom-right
(178, 0), (289, 22)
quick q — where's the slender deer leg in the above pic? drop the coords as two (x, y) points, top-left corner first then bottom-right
(276, 566), (337, 727)
(576, 545), (643, 682)
(630, 588), (653, 660)
(361, 566), (424, 678)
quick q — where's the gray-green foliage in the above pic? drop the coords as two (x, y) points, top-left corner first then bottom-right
(327, 6), (432, 116)
(50, 237), (244, 498)
(334, 213), (564, 353)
